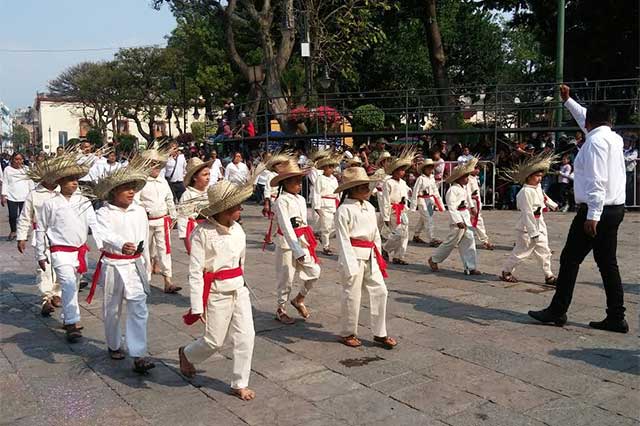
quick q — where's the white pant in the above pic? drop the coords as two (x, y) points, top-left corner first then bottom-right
(413, 205), (435, 241)
(317, 208), (336, 249)
(275, 246), (321, 308)
(184, 286), (255, 389)
(36, 249), (60, 301)
(383, 213), (409, 259)
(309, 208), (319, 230)
(101, 262), (149, 358)
(472, 213), (489, 244)
(148, 224), (172, 279)
(341, 259), (388, 338)
(502, 231), (553, 277)
(431, 225), (477, 271)
(54, 265), (80, 325)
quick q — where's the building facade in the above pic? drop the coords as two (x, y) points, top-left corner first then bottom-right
(0, 102), (12, 152)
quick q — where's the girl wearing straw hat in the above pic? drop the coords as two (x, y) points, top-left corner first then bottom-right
(381, 149), (416, 265)
(178, 172), (261, 401)
(410, 159), (444, 247)
(500, 154), (558, 285)
(334, 167), (397, 350)
(177, 157), (213, 254)
(35, 151), (99, 342)
(136, 146), (182, 294)
(428, 159), (481, 275)
(271, 159), (322, 324)
(88, 155), (156, 374)
(311, 154), (341, 255)
(467, 162), (495, 250)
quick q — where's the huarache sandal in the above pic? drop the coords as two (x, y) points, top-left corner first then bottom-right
(108, 348), (125, 360)
(291, 296), (310, 319)
(51, 295), (62, 307)
(429, 240), (443, 247)
(322, 248), (334, 256)
(133, 358), (156, 374)
(275, 308), (295, 325)
(465, 269), (482, 276)
(41, 300), (55, 317)
(500, 271), (518, 283)
(64, 324), (82, 343)
(373, 336), (397, 350)
(412, 236), (427, 244)
(340, 335), (362, 347)
(392, 258), (408, 265)
(164, 284), (182, 294)
(428, 257), (439, 272)
(178, 347), (196, 378)
(482, 242), (495, 250)
(544, 276), (557, 286)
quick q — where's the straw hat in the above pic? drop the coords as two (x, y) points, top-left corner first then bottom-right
(504, 153), (556, 185)
(265, 150), (295, 172)
(139, 142), (172, 166)
(270, 159), (310, 187)
(344, 156), (362, 167)
(418, 158), (435, 173)
(384, 146), (418, 175)
(445, 157), (478, 184)
(184, 157), (214, 187)
(34, 146), (110, 184)
(93, 154), (154, 200)
(375, 151), (392, 166)
(308, 147), (333, 164)
(315, 154), (342, 169)
(334, 166), (383, 194)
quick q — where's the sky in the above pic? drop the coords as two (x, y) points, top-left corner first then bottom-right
(0, 0), (177, 111)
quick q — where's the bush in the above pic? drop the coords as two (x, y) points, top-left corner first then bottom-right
(191, 122), (205, 142)
(114, 134), (138, 153)
(352, 104), (385, 132)
(86, 129), (103, 147)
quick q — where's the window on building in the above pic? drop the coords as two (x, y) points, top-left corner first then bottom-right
(79, 118), (93, 137)
(58, 131), (68, 147)
(117, 119), (129, 134)
(153, 121), (167, 138)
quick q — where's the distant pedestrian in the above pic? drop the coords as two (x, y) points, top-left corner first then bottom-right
(1, 152), (34, 240)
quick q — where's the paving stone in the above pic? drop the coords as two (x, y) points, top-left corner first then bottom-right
(446, 401), (548, 426)
(391, 380), (484, 418)
(281, 369), (363, 402)
(316, 387), (415, 424)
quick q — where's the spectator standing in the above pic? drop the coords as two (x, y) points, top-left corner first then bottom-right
(208, 150), (224, 187)
(557, 155), (573, 212)
(623, 135), (638, 206)
(457, 146), (474, 164)
(431, 149), (445, 184)
(165, 142), (187, 202)
(225, 152), (249, 185)
(1, 153), (34, 240)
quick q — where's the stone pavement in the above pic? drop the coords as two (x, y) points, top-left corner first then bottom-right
(1, 205), (638, 426)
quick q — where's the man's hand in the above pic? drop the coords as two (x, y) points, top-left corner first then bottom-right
(122, 242), (137, 255)
(559, 84), (570, 102)
(456, 222), (466, 229)
(17, 240), (26, 253)
(0, 196), (6, 207)
(38, 259), (48, 271)
(584, 219), (598, 238)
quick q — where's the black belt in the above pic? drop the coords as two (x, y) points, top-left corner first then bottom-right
(578, 203), (624, 209)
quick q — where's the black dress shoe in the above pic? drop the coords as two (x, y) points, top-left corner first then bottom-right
(589, 318), (629, 334)
(528, 308), (567, 326)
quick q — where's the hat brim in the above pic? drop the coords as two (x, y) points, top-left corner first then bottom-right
(184, 160), (214, 187)
(385, 159), (412, 175)
(50, 166), (90, 184)
(335, 177), (380, 194)
(270, 170), (309, 187)
(200, 187), (253, 217)
(95, 176), (147, 200)
(419, 162), (435, 173)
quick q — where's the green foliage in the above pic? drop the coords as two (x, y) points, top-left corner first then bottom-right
(191, 122), (205, 141)
(85, 129), (102, 147)
(12, 125), (30, 151)
(115, 134), (137, 153)
(352, 104), (385, 132)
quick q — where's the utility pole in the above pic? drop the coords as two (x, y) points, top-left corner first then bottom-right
(555, 0), (565, 132)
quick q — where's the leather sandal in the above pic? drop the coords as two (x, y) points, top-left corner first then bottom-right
(412, 236), (427, 244)
(465, 269), (482, 276)
(322, 248), (334, 256)
(373, 336), (397, 350)
(275, 308), (295, 325)
(381, 249), (389, 261)
(41, 300), (55, 317)
(178, 347), (196, 378)
(428, 257), (439, 272)
(429, 240), (443, 247)
(392, 258), (408, 265)
(291, 297), (310, 319)
(64, 324), (82, 343)
(108, 348), (125, 360)
(340, 335), (362, 347)
(500, 271), (518, 283)
(164, 284), (182, 294)
(482, 242), (495, 250)
(51, 295), (62, 307)
(133, 358), (156, 374)
(545, 276), (557, 286)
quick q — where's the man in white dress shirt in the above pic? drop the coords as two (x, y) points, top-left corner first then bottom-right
(165, 143), (187, 201)
(529, 85), (628, 333)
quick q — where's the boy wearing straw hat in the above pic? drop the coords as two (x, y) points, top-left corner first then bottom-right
(372, 151), (392, 232)
(311, 154), (341, 255)
(411, 159), (444, 247)
(88, 155), (156, 374)
(307, 147), (333, 230)
(381, 149), (416, 265)
(35, 152), (99, 342)
(500, 154), (558, 285)
(178, 172), (261, 401)
(261, 151), (294, 246)
(136, 147), (181, 294)
(334, 167), (397, 350)
(428, 159), (481, 275)
(178, 157), (212, 254)
(467, 162), (495, 250)
(271, 159), (322, 324)
(17, 158), (60, 316)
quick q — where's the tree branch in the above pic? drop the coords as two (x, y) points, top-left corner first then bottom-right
(225, 0), (250, 78)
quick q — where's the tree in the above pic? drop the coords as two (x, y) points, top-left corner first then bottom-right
(12, 125), (30, 152)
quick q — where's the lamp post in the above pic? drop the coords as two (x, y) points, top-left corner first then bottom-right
(48, 126), (52, 150)
(319, 68), (333, 142)
(555, 0), (565, 134)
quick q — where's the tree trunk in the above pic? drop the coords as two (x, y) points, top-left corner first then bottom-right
(422, 0), (457, 132)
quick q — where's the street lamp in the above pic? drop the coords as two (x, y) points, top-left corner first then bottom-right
(319, 68), (333, 142)
(48, 126), (52, 150)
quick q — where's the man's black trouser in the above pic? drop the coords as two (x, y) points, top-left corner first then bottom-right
(549, 204), (626, 320)
(7, 200), (24, 233)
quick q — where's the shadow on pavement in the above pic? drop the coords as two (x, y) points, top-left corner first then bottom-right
(549, 348), (640, 375)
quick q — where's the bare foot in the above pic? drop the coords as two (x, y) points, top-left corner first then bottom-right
(178, 347), (196, 378)
(428, 257), (438, 272)
(231, 387), (256, 401)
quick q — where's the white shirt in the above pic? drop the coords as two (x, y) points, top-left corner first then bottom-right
(1, 166), (34, 201)
(94, 161), (123, 179)
(224, 162), (249, 185)
(79, 154), (98, 182)
(273, 191), (310, 259)
(177, 186), (207, 238)
(381, 177), (410, 222)
(445, 183), (473, 226)
(36, 192), (97, 263)
(457, 154), (474, 164)
(135, 174), (177, 225)
(189, 220), (246, 314)
(208, 158), (224, 186)
(434, 159), (445, 181)
(411, 174), (442, 211)
(311, 174), (339, 211)
(335, 199), (382, 278)
(16, 183), (59, 245)
(624, 147), (637, 172)
(467, 175), (482, 209)
(165, 154), (187, 183)
(94, 202), (149, 261)
(558, 164), (572, 184)
(515, 184), (557, 237)
(565, 98), (626, 220)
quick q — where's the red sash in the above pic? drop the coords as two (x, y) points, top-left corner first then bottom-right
(322, 196), (340, 209)
(350, 238), (388, 278)
(50, 244), (90, 274)
(183, 266), (244, 325)
(391, 203), (405, 225)
(149, 215), (172, 255)
(86, 251), (142, 304)
(471, 196), (481, 228)
(32, 222), (37, 230)
(277, 225), (319, 264)
(458, 207), (468, 211)
(418, 195), (444, 212)
(185, 218), (207, 255)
